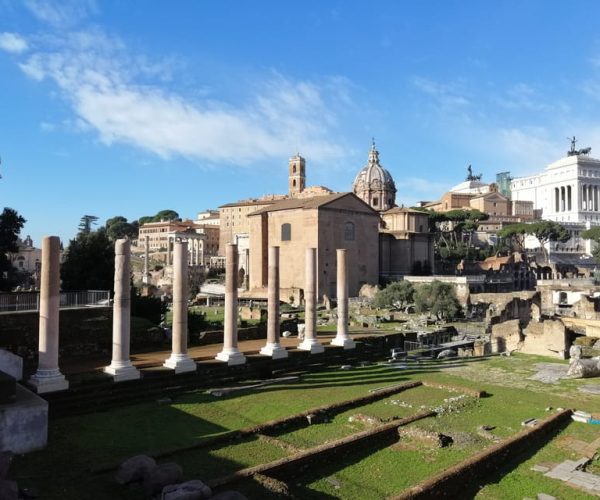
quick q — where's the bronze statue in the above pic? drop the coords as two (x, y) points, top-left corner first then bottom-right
(466, 164), (482, 181)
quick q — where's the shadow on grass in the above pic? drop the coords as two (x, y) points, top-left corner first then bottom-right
(13, 404), (257, 500)
(436, 420), (569, 499)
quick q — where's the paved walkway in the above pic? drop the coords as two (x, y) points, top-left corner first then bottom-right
(59, 331), (374, 375)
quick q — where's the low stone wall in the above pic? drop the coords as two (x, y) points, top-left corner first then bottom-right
(390, 409), (572, 499)
(0, 308), (113, 361)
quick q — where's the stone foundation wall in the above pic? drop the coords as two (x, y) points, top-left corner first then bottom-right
(491, 317), (568, 358)
(0, 308), (113, 360)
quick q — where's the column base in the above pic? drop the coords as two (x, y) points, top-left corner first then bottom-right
(104, 361), (141, 382)
(298, 339), (325, 354)
(163, 354), (197, 374)
(259, 343), (289, 359)
(215, 348), (246, 365)
(29, 369), (69, 394)
(330, 337), (356, 349)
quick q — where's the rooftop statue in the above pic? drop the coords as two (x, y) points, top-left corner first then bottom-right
(466, 164), (482, 181)
(567, 136), (592, 156)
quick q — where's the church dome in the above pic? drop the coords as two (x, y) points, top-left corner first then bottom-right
(352, 141), (396, 211)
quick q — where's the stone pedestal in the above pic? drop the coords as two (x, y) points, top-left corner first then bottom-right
(298, 248), (324, 354)
(331, 249), (356, 350)
(216, 244), (247, 365)
(29, 236), (69, 394)
(164, 241), (196, 373)
(105, 239), (141, 382)
(0, 385), (48, 454)
(260, 246), (288, 359)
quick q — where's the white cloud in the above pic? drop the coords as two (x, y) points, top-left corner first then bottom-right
(411, 76), (470, 109)
(23, 0), (97, 27)
(16, 30), (348, 165)
(0, 32), (28, 54)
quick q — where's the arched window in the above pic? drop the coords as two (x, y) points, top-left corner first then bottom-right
(281, 223), (291, 241)
(344, 222), (355, 241)
(292, 164), (296, 173)
(293, 179), (296, 187)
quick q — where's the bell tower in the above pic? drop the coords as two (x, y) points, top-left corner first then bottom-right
(288, 153), (306, 197)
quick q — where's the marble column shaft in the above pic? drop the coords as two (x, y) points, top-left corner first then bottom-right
(260, 246), (287, 358)
(104, 239), (140, 381)
(29, 236), (69, 393)
(331, 249), (355, 349)
(216, 244), (246, 364)
(163, 241), (196, 373)
(298, 247), (324, 353)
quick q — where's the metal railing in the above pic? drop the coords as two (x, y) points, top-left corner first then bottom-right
(0, 290), (111, 313)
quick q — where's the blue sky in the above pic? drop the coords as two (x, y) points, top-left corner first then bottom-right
(2, 0), (600, 245)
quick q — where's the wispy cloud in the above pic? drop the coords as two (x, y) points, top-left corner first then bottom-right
(15, 29), (350, 165)
(0, 32), (28, 53)
(23, 0), (97, 28)
(411, 76), (470, 109)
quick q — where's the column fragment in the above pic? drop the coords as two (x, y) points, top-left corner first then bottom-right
(260, 246), (288, 359)
(29, 236), (69, 393)
(104, 239), (140, 381)
(216, 244), (247, 365)
(163, 241), (197, 373)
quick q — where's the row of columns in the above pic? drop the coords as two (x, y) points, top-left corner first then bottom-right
(554, 186), (572, 212)
(581, 184), (599, 212)
(28, 238), (355, 392)
(166, 235), (204, 266)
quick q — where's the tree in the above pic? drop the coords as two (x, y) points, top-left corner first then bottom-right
(106, 216), (139, 241)
(78, 215), (99, 234)
(499, 220), (569, 261)
(153, 209), (180, 222)
(61, 228), (114, 290)
(0, 208), (26, 290)
(373, 281), (415, 310)
(582, 227), (600, 264)
(530, 220), (570, 261)
(414, 281), (460, 321)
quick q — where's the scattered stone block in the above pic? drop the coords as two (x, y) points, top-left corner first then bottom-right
(437, 349), (457, 359)
(143, 462), (183, 496)
(161, 479), (212, 499)
(531, 464), (550, 473)
(340, 365), (352, 370)
(115, 454), (157, 485)
(521, 418), (538, 427)
(0, 480), (18, 500)
(0, 451), (13, 479)
(537, 494), (556, 500)
(0, 350), (23, 381)
(281, 331), (292, 338)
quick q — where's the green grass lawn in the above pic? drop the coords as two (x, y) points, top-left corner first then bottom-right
(13, 354), (600, 499)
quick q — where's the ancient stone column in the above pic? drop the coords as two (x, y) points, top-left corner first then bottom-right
(143, 235), (150, 284)
(216, 244), (246, 365)
(163, 241), (196, 373)
(298, 247), (324, 353)
(166, 236), (172, 265)
(104, 239), (141, 381)
(260, 246), (288, 359)
(29, 236), (69, 393)
(331, 249), (356, 349)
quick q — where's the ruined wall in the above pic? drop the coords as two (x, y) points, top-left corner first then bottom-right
(490, 316), (567, 358)
(470, 291), (540, 332)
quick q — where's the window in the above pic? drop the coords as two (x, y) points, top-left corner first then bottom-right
(344, 222), (355, 241)
(281, 223), (291, 241)
(292, 164), (296, 173)
(373, 197), (379, 207)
